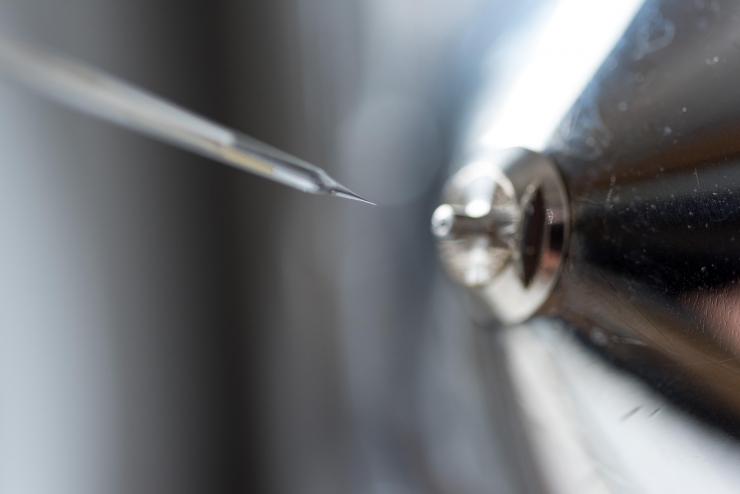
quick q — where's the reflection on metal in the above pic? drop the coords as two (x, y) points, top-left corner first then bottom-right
(432, 148), (568, 325)
(503, 321), (740, 494)
(549, 0), (740, 429)
(469, 0), (643, 152)
(442, 0), (740, 433)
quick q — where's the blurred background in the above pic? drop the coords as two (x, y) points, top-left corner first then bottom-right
(0, 0), (542, 492)
(6, 1), (740, 493)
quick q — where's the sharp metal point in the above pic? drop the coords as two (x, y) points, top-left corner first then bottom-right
(329, 183), (376, 206)
(0, 36), (375, 205)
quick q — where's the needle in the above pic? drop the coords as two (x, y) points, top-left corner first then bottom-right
(0, 36), (374, 205)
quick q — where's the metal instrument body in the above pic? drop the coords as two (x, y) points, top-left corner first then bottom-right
(549, 0), (740, 428)
(433, 149), (569, 325)
(435, 0), (740, 432)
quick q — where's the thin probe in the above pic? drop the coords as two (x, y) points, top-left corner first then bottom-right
(0, 36), (373, 205)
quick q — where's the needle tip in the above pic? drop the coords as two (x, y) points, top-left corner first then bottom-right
(330, 184), (376, 206)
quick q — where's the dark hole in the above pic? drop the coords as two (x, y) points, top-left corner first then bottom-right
(521, 187), (545, 286)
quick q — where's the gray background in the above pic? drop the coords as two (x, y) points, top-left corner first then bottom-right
(0, 1), (542, 492)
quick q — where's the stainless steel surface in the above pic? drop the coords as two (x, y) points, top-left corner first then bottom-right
(434, 0), (740, 491)
(432, 148), (568, 325)
(501, 321), (740, 494)
(546, 0), (740, 429)
(436, 0), (740, 434)
(0, 36), (370, 203)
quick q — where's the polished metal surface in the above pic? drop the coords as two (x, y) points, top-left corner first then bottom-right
(546, 0), (740, 430)
(432, 148), (568, 325)
(426, 0), (740, 490)
(436, 0), (740, 433)
(501, 320), (740, 494)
